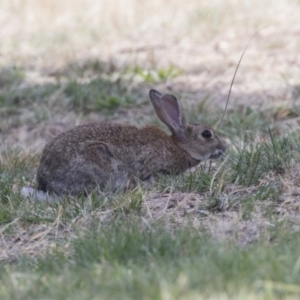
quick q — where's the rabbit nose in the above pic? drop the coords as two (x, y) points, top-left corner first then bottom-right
(217, 137), (228, 152)
(209, 149), (224, 159)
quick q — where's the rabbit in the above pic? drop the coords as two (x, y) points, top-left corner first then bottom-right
(21, 89), (227, 199)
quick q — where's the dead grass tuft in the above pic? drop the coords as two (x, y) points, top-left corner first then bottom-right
(144, 186), (273, 245)
(276, 163), (300, 220)
(0, 220), (74, 263)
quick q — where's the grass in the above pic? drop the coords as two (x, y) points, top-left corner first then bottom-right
(131, 65), (183, 83)
(1, 131), (300, 298)
(1, 0), (300, 299)
(1, 220), (300, 299)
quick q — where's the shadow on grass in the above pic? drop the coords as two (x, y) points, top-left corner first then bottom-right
(1, 57), (299, 142)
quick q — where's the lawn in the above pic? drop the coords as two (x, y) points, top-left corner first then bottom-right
(1, 0), (300, 299)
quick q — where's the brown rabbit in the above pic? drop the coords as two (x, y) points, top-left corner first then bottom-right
(22, 89), (226, 198)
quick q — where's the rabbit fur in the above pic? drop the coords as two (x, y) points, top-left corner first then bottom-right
(22, 89), (226, 199)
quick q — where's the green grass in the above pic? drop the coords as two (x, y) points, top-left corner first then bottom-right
(0, 62), (139, 119)
(131, 65), (182, 83)
(2, 125), (300, 299)
(0, 60), (181, 122)
(1, 219), (300, 300)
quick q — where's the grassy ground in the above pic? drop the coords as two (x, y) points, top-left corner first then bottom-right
(1, 0), (300, 299)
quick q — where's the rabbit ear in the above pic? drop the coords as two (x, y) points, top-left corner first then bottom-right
(149, 90), (186, 140)
(149, 89), (165, 125)
(149, 89), (163, 99)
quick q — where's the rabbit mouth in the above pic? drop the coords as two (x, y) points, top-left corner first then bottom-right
(209, 150), (224, 159)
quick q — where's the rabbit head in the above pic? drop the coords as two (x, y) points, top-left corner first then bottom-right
(149, 89), (226, 161)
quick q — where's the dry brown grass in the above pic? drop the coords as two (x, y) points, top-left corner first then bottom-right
(1, 0), (300, 93)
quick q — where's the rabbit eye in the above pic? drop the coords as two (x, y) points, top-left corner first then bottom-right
(201, 130), (212, 139)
